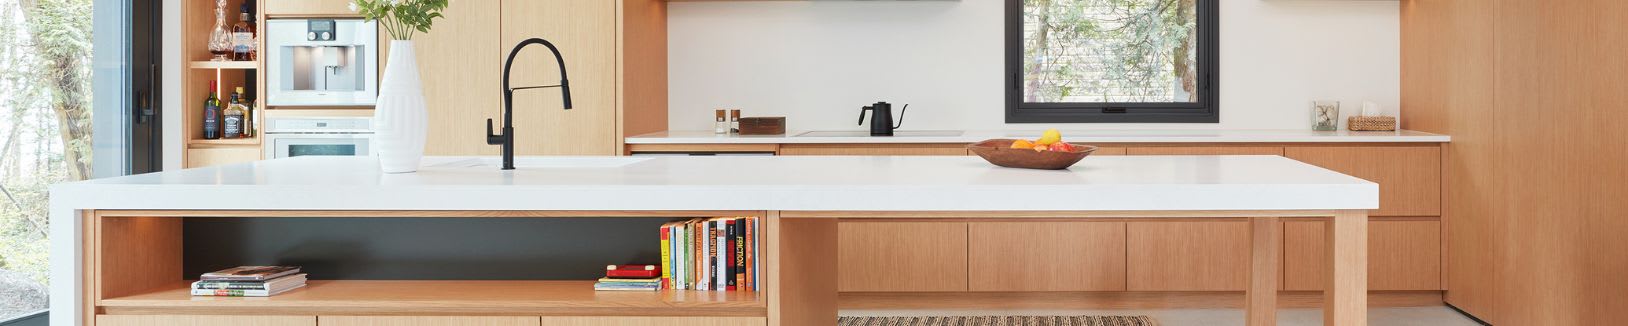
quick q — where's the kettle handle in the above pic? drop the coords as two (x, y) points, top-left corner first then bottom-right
(858, 106), (872, 126)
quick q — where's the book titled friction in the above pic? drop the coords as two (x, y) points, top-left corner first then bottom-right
(200, 266), (302, 281)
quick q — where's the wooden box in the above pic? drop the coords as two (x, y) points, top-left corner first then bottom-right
(739, 117), (786, 135)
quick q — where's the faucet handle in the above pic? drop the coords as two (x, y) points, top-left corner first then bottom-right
(485, 118), (503, 145)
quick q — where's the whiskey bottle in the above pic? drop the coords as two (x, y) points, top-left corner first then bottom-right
(231, 4), (255, 61)
(203, 80), (221, 139)
(223, 89), (246, 139)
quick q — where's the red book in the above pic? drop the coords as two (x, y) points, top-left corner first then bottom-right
(726, 218), (737, 291)
(605, 264), (659, 279)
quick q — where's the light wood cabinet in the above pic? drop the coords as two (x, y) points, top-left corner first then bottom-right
(837, 221), (968, 292)
(403, 0), (503, 156)
(320, 316), (539, 326)
(1126, 221), (1250, 291)
(1284, 219), (1441, 291)
(1285, 146), (1442, 217)
(97, 315), (313, 326)
(968, 222), (1126, 291)
(780, 144), (969, 156)
(263, 0), (354, 17)
(1126, 146), (1284, 156)
(536, 317), (763, 326)
(500, 0), (619, 155)
(185, 147), (260, 168)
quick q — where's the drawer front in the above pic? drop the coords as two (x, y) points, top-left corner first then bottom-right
(319, 316), (539, 326)
(838, 221), (969, 292)
(537, 317), (764, 326)
(969, 222), (1127, 291)
(1126, 221), (1250, 291)
(1285, 146), (1442, 216)
(780, 144), (969, 156)
(264, 0), (355, 17)
(1126, 146), (1284, 156)
(98, 315), (314, 326)
(186, 147), (260, 168)
(1284, 219), (1442, 291)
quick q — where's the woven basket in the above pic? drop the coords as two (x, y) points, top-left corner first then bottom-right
(1348, 116), (1397, 131)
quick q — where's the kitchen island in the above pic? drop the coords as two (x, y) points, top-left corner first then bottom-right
(50, 155), (1377, 326)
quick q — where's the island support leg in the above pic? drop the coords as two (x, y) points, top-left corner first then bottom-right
(1247, 216), (1281, 326)
(1325, 210), (1369, 326)
(768, 213), (837, 326)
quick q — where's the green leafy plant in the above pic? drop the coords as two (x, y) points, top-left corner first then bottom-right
(350, 0), (448, 40)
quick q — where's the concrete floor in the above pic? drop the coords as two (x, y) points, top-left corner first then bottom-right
(841, 306), (1485, 326)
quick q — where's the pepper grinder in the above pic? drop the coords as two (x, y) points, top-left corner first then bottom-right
(714, 109), (728, 134)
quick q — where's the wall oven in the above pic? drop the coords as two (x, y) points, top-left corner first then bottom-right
(263, 117), (375, 159)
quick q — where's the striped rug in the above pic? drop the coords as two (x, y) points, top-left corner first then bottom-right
(837, 316), (1157, 326)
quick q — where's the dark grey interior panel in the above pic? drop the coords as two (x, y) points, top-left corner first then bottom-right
(183, 217), (675, 280)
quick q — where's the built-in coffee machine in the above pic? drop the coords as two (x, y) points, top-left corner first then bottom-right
(265, 19), (378, 106)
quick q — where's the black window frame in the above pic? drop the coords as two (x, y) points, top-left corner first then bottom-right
(1005, 0), (1220, 123)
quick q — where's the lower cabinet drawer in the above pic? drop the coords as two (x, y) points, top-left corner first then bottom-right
(1126, 221), (1251, 291)
(537, 317), (765, 326)
(1284, 219), (1442, 291)
(98, 315), (314, 326)
(838, 221), (969, 292)
(968, 222), (1127, 291)
(319, 316), (538, 326)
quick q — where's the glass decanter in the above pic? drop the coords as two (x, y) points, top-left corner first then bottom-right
(206, 0), (232, 61)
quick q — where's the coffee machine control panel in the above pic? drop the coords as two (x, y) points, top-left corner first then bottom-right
(306, 20), (336, 41)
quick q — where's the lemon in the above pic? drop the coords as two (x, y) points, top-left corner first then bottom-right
(1036, 129), (1063, 145)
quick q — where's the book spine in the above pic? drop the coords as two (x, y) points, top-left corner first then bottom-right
(715, 218), (726, 292)
(745, 216), (754, 291)
(707, 219), (718, 291)
(725, 218), (736, 291)
(735, 218), (745, 291)
(191, 289), (271, 297)
(660, 223), (672, 289)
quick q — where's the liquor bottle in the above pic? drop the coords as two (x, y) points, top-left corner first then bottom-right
(202, 81), (221, 139)
(206, 0), (231, 61)
(242, 90), (255, 137)
(231, 4), (256, 61)
(223, 89), (246, 139)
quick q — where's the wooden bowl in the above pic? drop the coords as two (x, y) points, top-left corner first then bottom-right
(967, 139), (1098, 170)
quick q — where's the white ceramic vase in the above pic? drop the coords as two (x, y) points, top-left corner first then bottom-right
(374, 40), (428, 173)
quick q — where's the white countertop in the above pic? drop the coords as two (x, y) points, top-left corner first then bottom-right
(626, 129), (1450, 144)
(50, 155), (1377, 212)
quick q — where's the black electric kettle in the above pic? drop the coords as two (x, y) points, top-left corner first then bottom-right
(858, 102), (909, 136)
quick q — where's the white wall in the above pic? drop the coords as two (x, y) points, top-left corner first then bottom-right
(667, 0), (1399, 132)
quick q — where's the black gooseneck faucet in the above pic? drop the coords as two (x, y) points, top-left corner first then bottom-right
(488, 38), (574, 170)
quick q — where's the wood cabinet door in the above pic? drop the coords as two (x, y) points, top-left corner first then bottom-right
(1283, 219), (1442, 291)
(185, 147), (260, 168)
(1126, 146), (1284, 156)
(1285, 146), (1442, 216)
(969, 222), (1126, 291)
(320, 316), (539, 326)
(501, 0), (619, 155)
(396, 0), (503, 156)
(537, 317), (763, 326)
(263, 0), (352, 17)
(1126, 221), (1250, 291)
(779, 144), (970, 156)
(98, 315), (313, 326)
(838, 221), (968, 292)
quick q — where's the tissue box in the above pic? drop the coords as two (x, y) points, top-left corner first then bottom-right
(1347, 116), (1397, 131)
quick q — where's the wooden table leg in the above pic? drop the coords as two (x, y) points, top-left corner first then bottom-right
(1248, 216), (1282, 326)
(1326, 211), (1368, 326)
(768, 213), (837, 326)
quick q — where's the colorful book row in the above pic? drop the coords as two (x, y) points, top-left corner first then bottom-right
(660, 217), (759, 292)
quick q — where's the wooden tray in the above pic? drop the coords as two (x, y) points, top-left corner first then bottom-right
(967, 139), (1097, 170)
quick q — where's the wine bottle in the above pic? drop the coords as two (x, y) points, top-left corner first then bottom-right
(203, 81), (221, 140)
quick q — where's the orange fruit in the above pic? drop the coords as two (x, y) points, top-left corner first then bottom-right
(1010, 139), (1035, 149)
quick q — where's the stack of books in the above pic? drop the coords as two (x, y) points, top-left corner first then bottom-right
(659, 216), (760, 292)
(191, 266), (307, 297)
(594, 264), (661, 291)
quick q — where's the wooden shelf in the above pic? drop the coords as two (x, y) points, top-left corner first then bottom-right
(99, 280), (766, 317)
(189, 60), (258, 70)
(186, 138), (261, 147)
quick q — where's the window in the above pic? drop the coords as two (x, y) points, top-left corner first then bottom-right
(1006, 0), (1218, 123)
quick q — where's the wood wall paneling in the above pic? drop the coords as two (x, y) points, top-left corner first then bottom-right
(1283, 219), (1442, 291)
(618, 0), (670, 140)
(501, 0), (619, 155)
(97, 315), (314, 326)
(968, 222), (1127, 292)
(538, 317), (763, 326)
(837, 222), (968, 292)
(407, 0), (502, 156)
(1126, 221), (1250, 291)
(319, 316), (540, 326)
(1285, 146), (1442, 217)
(262, 0), (354, 17)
